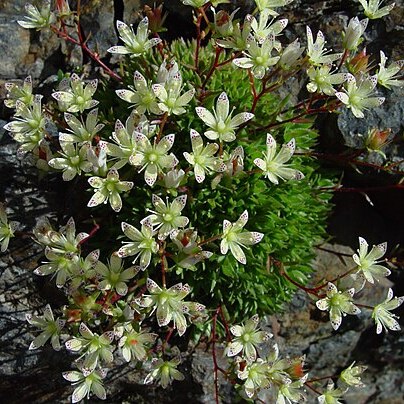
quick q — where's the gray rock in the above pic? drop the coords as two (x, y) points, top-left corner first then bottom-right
(0, 14), (30, 78)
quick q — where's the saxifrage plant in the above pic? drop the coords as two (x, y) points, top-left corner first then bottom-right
(2, 0), (403, 402)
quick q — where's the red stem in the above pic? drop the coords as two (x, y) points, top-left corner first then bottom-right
(305, 381), (325, 396)
(156, 113), (168, 143)
(218, 306), (232, 343)
(50, 24), (122, 81)
(299, 151), (404, 176)
(212, 307), (221, 404)
(201, 46), (223, 90)
(194, 9), (204, 72)
(78, 223), (100, 246)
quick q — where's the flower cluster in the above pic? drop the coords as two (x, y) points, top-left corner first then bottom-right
(225, 316), (307, 400)
(313, 236), (403, 337)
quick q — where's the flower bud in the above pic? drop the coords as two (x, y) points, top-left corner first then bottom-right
(340, 362), (367, 387)
(342, 17), (368, 51)
(365, 128), (391, 155)
(213, 9), (236, 37)
(143, 4), (167, 33)
(347, 48), (370, 75)
(279, 39), (305, 70)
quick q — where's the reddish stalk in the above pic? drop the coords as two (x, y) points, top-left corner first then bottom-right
(218, 305), (232, 342)
(305, 381), (324, 396)
(212, 307), (221, 404)
(160, 246), (167, 288)
(156, 112), (169, 143)
(194, 9), (204, 72)
(162, 327), (174, 354)
(197, 233), (222, 247)
(298, 151), (404, 176)
(280, 270), (322, 297)
(307, 375), (337, 383)
(201, 46), (223, 90)
(355, 303), (374, 310)
(50, 24), (122, 81)
(78, 222), (100, 245)
(248, 69), (258, 101)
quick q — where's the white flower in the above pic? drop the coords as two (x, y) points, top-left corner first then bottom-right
(96, 254), (138, 296)
(279, 39), (305, 70)
(52, 74), (98, 114)
(142, 194), (189, 240)
(316, 283), (361, 330)
(88, 168), (133, 212)
(352, 237), (390, 284)
(26, 304), (65, 350)
(118, 220), (158, 269)
(226, 315), (272, 361)
(220, 210), (264, 264)
(63, 367), (107, 403)
(376, 51), (404, 89)
(4, 75), (34, 108)
(107, 18), (161, 56)
(358, 0), (395, 19)
(307, 65), (347, 96)
(59, 108), (104, 145)
(317, 380), (347, 404)
(254, 134), (304, 184)
(372, 288), (404, 334)
(144, 357), (185, 388)
(48, 141), (92, 181)
(216, 15), (252, 51)
(196, 92), (254, 142)
(233, 35), (281, 79)
(152, 70), (195, 116)
(306, 26), (342, 66)
(183, 129), (225, 183)
(250, 9), (288, 46)
(132, 133), (178, 187)
(339, 361), (367, 387)
(3, 95), (46, 154)
(342, 17), (368, 51)
(0, 203), (18, 252)
(18, 0), (55, 30)
(116, 71), (162, 115)
(335, 74), (385, 119)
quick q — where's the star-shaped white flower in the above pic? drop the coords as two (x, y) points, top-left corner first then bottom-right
(142, 194), (189, 240)
(306, 26), (342, 66)
(335, 74), (385, 119)
(183, 129), (225, 183)
(88, 168), (134, 212)
(132, 133), (178, 187)
(107, 18), (161, 56)
(376, 50), (404, 89)
(118, 220), (158, 269)
(196, 92), (254, 142)
(253, 134), (304, 184)
(226, 315), (272, 361)
(316, 283), (361, 330)
(352, 237), (390, 284)
(220, 210), (264, 264)
(116, 71), (162, 115)
(233, 35), (281, 79)
(372, 288), (404, 334)
(358, 0), (395, 19)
